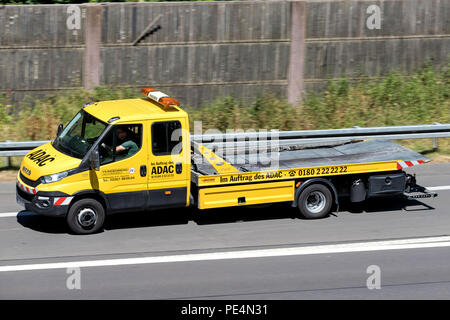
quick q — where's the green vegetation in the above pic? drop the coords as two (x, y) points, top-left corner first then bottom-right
(1, 65), (449, 164)
(0, 86), (139, 142)
(187, 65), (450, 156)
(189, 65), (449, 132)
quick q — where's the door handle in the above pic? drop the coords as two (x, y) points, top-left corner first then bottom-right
(140, 165), (147, 177)
(176, 163), (182, 174)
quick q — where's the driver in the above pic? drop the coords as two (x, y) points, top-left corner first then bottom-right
(115, 126), (139, 160)
(101, 126), (139, 161)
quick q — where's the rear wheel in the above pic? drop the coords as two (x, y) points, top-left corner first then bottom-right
(297, 184), (332, 219)
(66, 198), (105, 234)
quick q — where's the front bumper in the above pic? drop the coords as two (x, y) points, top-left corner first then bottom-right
(16, 182), (72, 218)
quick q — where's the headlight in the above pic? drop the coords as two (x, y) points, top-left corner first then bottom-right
(40, 171), (69, 184)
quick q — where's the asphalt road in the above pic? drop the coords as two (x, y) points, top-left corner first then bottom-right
(0, 163), (450, 299)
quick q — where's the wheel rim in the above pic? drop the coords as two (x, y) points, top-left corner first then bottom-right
(306, 191), (326, 214)
(77, 208), (97, 228)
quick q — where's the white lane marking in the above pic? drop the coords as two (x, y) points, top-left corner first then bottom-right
(1, 236), (450, 273)
(0, 212), (21, 218)
(426, 186), (450, 191)
(0, 212), (37, 218)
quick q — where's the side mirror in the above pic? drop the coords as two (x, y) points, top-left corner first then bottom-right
(89, 148), (100, 171)
(57, 124), (63, 137)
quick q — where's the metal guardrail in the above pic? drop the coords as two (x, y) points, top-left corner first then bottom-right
(193, 123), (450, 153)
(192, 123), (450, 142)
(1, 123), (450, 166)
(0, 140), (51, 166)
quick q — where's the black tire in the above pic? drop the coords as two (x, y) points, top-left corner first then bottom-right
(66, 198), (105, 234)
(297, 184), (333, 219)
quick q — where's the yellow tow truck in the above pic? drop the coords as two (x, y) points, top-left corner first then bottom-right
(16, 88), (436, 234)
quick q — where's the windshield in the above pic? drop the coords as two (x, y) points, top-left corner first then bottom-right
(53, 110), (108, 159)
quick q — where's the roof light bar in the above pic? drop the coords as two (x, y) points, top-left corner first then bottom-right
(141, 88), (180, 109)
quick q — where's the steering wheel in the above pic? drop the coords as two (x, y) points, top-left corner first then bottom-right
(100, 143), (113, 157)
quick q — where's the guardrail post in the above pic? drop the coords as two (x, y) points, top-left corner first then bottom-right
(5, 140), (11, 168)
(432, 123), (440, 151)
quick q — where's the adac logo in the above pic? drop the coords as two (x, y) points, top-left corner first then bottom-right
(26, 149), (55, 167)
(22, 166), (31, 175)
(151, 165), (174, 175)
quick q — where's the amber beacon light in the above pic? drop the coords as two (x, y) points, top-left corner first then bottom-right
(141, 88), (180, 109)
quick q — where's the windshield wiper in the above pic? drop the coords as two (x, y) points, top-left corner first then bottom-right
(54, 140), (77, 158)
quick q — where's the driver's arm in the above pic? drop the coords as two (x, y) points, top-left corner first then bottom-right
(116, 140), (138, 155)
(116, 145), (126, 152)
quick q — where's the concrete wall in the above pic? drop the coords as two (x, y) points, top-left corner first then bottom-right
(0, 0), (448, 109)
(98, 1), (290, 107)
(303, 0), (450, 93)
(0, 5), (85, 106)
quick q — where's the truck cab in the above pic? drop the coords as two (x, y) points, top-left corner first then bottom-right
(17, 88), (191, 234)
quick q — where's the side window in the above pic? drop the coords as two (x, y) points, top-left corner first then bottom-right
(99, 124), (142, 165)
(151, 121), (182, 156)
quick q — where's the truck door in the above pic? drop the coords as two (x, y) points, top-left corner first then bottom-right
(148, 118), (190, 209)
(92, 122), (149, 213)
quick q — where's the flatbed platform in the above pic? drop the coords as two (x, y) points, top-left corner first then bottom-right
(191, 139), (429, 187)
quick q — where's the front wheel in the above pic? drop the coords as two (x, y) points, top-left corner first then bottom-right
(297, 184), (333, 219)
(66, 198), (105, 234)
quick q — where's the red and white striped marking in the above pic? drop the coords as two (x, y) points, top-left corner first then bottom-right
(17, 182), (37, 195)
(53, 197), (73, 206)
(397, 160), (425, 170)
